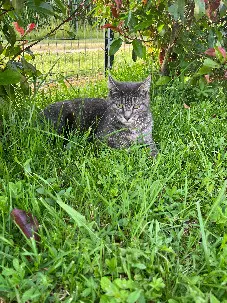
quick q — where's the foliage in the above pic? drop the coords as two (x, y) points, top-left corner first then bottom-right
(0, 62), (227, 301)
(93, 0), (227, 84)
(0, 0), (90, 99)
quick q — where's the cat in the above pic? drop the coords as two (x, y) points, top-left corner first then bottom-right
(41, 76), (158, 156)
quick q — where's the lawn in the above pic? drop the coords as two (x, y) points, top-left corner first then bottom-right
(0, 58), (227, 302)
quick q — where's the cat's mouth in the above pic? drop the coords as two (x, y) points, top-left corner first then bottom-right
(118, 117), (133, 126)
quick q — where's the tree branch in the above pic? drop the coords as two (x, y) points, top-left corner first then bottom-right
(12, 1), (90, 60)
(160, 21), (181, 76)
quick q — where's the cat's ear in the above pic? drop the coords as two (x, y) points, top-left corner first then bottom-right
(108, 75), (117, 89)
(139, 75), (151, 91)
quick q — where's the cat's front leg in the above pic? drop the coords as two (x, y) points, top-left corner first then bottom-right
(140, 132), (158, 157)
(149, 141), (158, 157)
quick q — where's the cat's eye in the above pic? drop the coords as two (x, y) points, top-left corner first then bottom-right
(134, 104), (142, 109)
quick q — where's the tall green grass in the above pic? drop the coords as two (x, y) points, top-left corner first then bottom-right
(0, 62), (227, 302)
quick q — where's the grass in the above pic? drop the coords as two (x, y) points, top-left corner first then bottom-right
(0, 60), (227, 302)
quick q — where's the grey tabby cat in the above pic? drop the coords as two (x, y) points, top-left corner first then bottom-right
(41, 76), (158, 156)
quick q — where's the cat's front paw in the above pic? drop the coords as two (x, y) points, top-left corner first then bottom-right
(150, 149), (158, 157)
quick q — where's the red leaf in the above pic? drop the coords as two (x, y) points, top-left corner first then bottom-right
(111, 7), (119, 18)
(205, 47), (226, 61)
(114, 0), (122, 9)
(209, 0), (220, 12)
(26, 23), (36, 34)
(101, 23), (122, 33)
(11, 208), (40, 242)
(204, 48), (216, 57)
(13, 22), (25, 36)
(217, 46), (226, 60)
(102, 23), (115, 29)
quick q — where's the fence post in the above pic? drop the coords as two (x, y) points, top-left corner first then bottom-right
(105, 28), (114, 74)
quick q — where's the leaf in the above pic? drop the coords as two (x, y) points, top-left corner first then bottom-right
(168, 0), (185, 21)
(132, 263), (146, 269)
(55, 196), (88, 229)
(216, 46), (226, 60)
(156, 76), (171, 85)
(114, 0), (122, 9)
(101, 277), (112, 291)
(109, 38), (122, 56)
(53, 0), (67, 15)
(210, 293), (221, 303)
(203, 58), (220, 68)
(197, 65), (213, 75)
(134, 20), (153, 31)
(3, 24), (16, 45)
(114, 279), (134, 289)
(194, 0), (206, 19)
(205, 47), (226, 61)
(132, 39), (146, 59)
(132, 49), (137, 62)
(22, 288), (39, 302)
(0, 70), (21, 85)
(205, 48), (216, 57)
(12, 0), (25, 12)
(23, 158), (32, 174)
(127, 289), (142, 303)
(11, 208), (40, 242)
(101, 277), (119, 296)
(111, 6), (119, 18)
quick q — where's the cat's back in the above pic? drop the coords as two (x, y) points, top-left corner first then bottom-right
(42, 98), (107, 133)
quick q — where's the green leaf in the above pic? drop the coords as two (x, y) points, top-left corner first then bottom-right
(101, 277), (119, 296)
(0, 69), (21, 85)
(2, 24), (16, 46)
(203, 58), (220, 69)
(132, 49), (137, 62)
(127, 289), (142, 303)
(168, 0), (185, 21)
(156, 76), (171, 85)
(39, 2), (54, 14)
(109, 38), (122, 56)
(132, 263), (146, 269)
(132, 39), (146, 59)
(23, 158), (32, 175)
(126, 11), (138, 29)
(196, 65), (213, 75)
(134, 20), (153, 31)
(210, 293), (221, 303)
(12, 0), (25, 12)
(114, 279), (134, 289)
(194, 0), (205, 20)
(55, 196), (87, 228)
(54, 0), (67, 15)
(157, 23), (165, 33)
(21, 57), (37, 76)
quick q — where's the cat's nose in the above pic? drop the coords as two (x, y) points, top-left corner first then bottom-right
(124, 111), (131, 120)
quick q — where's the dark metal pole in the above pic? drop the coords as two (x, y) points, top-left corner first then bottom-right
(105, 28), (114, 74)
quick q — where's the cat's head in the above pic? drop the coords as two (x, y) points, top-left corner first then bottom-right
(107, 75), (151, 126)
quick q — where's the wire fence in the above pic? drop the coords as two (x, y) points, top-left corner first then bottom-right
(23, 3), (132, 88)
